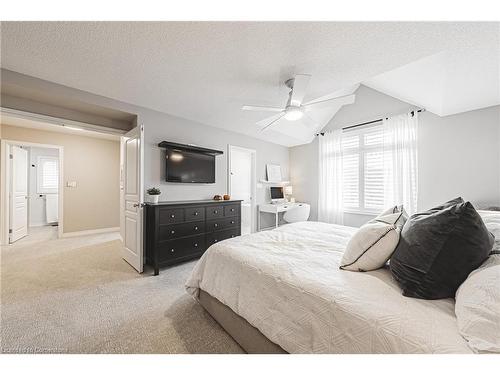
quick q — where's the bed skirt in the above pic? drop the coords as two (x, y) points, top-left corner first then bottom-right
(198, 289), (287, 354)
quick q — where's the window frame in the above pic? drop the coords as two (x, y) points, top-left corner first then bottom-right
(37, 155), (59, 194)
(342, 122), (384, 215)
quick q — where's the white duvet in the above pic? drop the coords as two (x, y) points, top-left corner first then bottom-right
(186, 221), (472, 353)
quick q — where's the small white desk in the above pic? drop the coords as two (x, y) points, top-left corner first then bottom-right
(257, 202), (304, 231)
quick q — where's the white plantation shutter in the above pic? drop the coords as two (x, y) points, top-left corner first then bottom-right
(342, 153), (359, 210)
(364, 151), (384, 210)
(37, 156), (59, 193)
(342, 123), (385, 213)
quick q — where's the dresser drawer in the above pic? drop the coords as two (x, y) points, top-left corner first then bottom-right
(159, 208), (184, 224)
(184, 206), (205, 222)
(158, 234), (205, 262)
(159, 221), (205, 241)
(206, 229), (240, 246)
(206, 205), (224, 219)
(206, 217), (240, 232)
(224, 203), (240, 217)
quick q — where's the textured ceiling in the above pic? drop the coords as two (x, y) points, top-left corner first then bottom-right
(1, 22), (498, 146)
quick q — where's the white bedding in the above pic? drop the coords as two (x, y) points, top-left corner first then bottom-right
(186, 221), (472, 353)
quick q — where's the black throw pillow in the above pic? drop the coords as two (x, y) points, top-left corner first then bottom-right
(390, 199), (494, 299)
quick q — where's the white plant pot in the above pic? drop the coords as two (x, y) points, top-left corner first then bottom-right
(149, 195), (159, 204)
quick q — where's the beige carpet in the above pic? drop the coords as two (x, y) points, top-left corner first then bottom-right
(0, 227), (244, 353)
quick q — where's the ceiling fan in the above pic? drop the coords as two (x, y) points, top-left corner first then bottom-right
(242, 74), (355, 131)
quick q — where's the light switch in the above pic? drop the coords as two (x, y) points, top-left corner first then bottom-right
(66, 181), (77, 188)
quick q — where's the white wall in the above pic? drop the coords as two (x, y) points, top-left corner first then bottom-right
(290, 85), (500, 227)
(28, 146), (59, 227)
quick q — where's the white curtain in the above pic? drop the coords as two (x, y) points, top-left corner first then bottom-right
(383, 112), (418, 214)
(318, 129), (344, 224)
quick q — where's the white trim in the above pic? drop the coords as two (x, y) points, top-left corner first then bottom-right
(227, 144), (257, 233)
(0, 107), (126, 136)
(61, 227), (120, 238)
(0, 139), (64, 245)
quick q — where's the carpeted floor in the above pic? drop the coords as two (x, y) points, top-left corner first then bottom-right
(0, 227), (244, 354)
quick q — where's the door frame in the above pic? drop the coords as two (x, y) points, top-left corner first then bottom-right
(0, 139), (64, 244)
(227, 145), (257, 233)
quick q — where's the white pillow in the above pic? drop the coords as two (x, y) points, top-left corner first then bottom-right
(340, 208), (407, 272)
(455, 254), (500, 353)
(478, 210), (500, 253)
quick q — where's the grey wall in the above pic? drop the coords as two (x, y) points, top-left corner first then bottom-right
(1, 70), (289, 230)
(141, 109), (289, 229)
(290, 85), (500, 227)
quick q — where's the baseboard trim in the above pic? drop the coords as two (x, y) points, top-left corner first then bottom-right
(62, 227), (120, 238)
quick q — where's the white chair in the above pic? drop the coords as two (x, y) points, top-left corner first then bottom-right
(283, 203), (311, 223)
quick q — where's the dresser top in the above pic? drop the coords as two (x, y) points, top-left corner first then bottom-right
(145, 199), (242, 206)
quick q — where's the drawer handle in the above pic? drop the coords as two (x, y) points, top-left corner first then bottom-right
(231, 208), (235, 212)
(230, 220), (234, 224)
(170, 249), (175, 253)
(170, 214), (175, 218)
(194, 243), (198, 247)
(214, 210), (218, 214)
(194, 212), (199, 216)
(194, 226), (198, 230)
(171, 230), (175, 234)
(214, 223), (218, 227)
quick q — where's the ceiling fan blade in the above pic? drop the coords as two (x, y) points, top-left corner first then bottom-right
(303, 94), (355, 109)
(242, 105), (284, 112)
(290, 74), (312, 106)
(257, 113), (286, 131)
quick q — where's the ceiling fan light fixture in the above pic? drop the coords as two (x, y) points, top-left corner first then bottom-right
(284, 107), (304, 121)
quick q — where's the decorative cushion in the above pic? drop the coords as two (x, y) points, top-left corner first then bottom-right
(478, 210), (500, 254)
(390, 198), (495, 299)
(340, 207), (407, 272)
(455, 254), (500, 353)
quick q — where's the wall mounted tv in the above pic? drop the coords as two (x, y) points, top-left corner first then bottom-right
(158, 141), (223, 183)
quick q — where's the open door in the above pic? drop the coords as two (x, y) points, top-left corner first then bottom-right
(9, 145), (29, 243)
(120, 125), (144, 272)
(228, 145), (256, 235)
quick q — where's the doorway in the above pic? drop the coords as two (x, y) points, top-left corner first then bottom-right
(1, 140), (63, 244)
(228, 145), (256, 235)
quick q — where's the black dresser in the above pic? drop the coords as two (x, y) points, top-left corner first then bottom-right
(144, 199), (242, 275)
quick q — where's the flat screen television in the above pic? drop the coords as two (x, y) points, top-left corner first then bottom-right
(166, 148), (215, 183)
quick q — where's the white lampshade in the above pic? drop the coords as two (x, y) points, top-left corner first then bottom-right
(284, 186), (293, 195)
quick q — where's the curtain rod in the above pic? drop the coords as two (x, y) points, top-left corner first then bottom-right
(316, 108), (425, 136)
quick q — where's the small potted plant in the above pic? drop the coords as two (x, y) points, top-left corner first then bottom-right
(146, 187), (161, 204)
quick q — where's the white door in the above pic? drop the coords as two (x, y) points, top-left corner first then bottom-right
(9, 146), (28, 243)
(120, 126), (144, 272)
(229, 146), (256, 235)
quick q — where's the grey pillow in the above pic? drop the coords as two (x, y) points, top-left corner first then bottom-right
(390, 198), (495, 299)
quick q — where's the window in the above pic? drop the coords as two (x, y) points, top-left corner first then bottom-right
(37, 156), (59, 194)
(342, 123), (385, 213)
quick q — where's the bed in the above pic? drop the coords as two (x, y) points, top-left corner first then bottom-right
(185, 221), (476, 354)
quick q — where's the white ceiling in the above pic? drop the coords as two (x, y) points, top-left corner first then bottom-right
(1, 22), (499, 146)
(364, 37), (500, 116)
